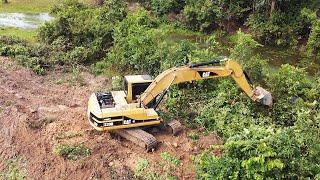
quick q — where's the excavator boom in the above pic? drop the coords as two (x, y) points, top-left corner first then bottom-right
(140, 59), (272, 107)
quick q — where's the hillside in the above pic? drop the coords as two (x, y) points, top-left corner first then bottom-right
(0, 57), (223, 179)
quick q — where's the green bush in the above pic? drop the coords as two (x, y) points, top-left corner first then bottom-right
(246, 1), (314, 47)
(92, 8), (162, 75)
(0, 158), (26, 180)
(111, 76), (123, 90)
(267, 64), (312, 99)
(0, 36), (28, 57)
(181, 0), (256, 32)
(196, 125), (320, 179)
(54, 144), (91, 161)
(195, 79), (257, 138)
(307, 20), (320, 59)
(246, 13), (296, 47)
(161, 152), (181, 166)
(16, 56), (45, 75)
(150, 0), (185, 16)
(92, 9), (213, 76)
(0, 36), (48, 74)
(187, 131), (200, 141)
(229, 31), (268, 82)
(39, 0), (127, 63)
(182, 0), (223, 32)
(266, 64), (316, 126)
(160, 40), (196, 70)
(230, 30), (262, 62)
(0, 0), (128, 75)
(194, 58), (319, 179)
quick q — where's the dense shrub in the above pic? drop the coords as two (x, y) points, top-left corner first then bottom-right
(246, 12), (299, 47)
(197, 125), (320, 179)
(246, 1), (315, 47)
(92, 8), (162, 75)
(193, 31), (320, 179)
(229, 30), (269, 82)
(142, 0), (316, 48)
(266, 64), (316, 126)
(195, 79), (257, 138)
(197, 83), (320, 177)
(150, 0), (185, 16)
(0, 36), (49, 74)
(91, 8), (220, 76)
(182, 0), (223, 32)
(39, 0), (127, 63)
(149, 0), (253, 32)
(219, 0), (252, 24)
(195, 63), (319, 178)
(230, 30), (261, 62)
(54, 144), (91, 161)
(267, 65), (312, 99)
(0, 0), (128, 74)
(307, 20), (320, 59)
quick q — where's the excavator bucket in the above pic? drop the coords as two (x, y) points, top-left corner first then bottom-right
(253, 87), (273, 107)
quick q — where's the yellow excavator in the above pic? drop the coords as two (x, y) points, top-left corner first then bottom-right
(87, 58), (272, 151)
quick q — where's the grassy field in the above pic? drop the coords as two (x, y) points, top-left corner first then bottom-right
(0, 0), (91, 41)
(0, 0), (91, 13)
(0, 27), (37, 42)
(0, 0), (59, 13)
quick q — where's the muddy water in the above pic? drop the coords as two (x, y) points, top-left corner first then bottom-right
(0, 13), (53, 29)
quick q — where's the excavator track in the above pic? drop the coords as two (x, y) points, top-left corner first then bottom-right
(114, 128), (158, 152)
(167, 120), (183, 136)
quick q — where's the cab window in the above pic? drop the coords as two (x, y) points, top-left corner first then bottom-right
(124, 79), (128, 94)
(131, 82), (151, 100)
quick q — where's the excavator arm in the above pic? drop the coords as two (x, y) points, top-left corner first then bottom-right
(140, 58), (272, 108)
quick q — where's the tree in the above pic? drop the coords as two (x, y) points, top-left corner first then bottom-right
(2, 0), (8, 4)
(270, 0), (276, 16)
(93, 0), (104, 6)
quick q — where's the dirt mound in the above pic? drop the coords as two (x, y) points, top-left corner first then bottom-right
(0, 57), (221, 179)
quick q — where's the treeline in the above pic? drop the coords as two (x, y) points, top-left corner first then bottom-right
(140, 0), (320, 48)
(1, 0), (319, 75)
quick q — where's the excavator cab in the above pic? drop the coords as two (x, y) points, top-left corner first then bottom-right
(124, 75), (153, 103)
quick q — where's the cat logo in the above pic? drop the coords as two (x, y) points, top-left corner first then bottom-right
(202, 72), (210, 78)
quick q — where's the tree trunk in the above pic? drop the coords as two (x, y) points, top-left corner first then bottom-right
(93, 0), (104, 6)
(2, 0), (8, 4)
(270, 0), (276, 17)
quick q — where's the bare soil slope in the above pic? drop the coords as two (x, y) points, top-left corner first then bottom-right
(0, 57), (221, 179)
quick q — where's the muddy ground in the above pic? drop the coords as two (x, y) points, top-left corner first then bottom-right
(0, 57), (221, 179)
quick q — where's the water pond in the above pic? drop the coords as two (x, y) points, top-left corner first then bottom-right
(0, 13), (53, 29)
